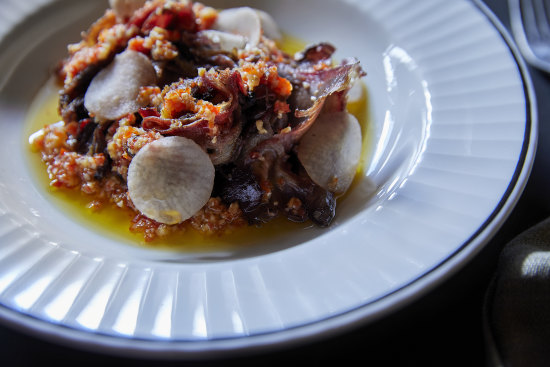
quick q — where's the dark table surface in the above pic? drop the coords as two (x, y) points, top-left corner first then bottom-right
(1, 0), (549, 366)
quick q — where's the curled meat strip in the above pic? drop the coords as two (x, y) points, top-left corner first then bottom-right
(220, 53), (365, 226)
(141, 69), (246, 165)
(244, 58), (364, 199)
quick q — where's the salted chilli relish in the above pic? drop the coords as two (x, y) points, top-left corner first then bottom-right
(29, 0), (366, 243)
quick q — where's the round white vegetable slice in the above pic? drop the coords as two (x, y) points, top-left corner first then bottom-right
(84, 50), (156, 121)
(109, 0), (146, 20)
(198, 30), (247, 52)
(298, 111), (362, 195)
(255, 9), (282, 41)
(127, 136), (215, 225)
(214, 7), (262, 47)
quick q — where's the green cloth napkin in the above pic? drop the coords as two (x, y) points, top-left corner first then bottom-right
(484, 217), (550, 367)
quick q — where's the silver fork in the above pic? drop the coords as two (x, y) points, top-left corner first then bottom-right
(509, 0), (550, 73)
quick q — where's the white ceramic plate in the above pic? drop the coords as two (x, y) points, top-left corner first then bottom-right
(0, 0), (536, 359)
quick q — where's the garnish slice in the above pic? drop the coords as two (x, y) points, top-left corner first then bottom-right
(127, 136), (215, 225)
(84, 50), (156, 121)
(298, 111), (362, 195)
(198, 30), (247, 52)
(213, 7), (262, 47)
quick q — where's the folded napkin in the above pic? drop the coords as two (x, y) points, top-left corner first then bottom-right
(484, 217), (550, 367)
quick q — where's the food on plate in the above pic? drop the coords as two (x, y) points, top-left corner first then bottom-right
(29, 0), (366, 242)
(127, 136), (215, 225)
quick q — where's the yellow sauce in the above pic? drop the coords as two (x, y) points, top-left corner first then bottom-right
(24, 51), (371, 252)
(279, 33), (307, 56)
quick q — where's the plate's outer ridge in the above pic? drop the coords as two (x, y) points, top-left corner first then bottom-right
(0, 0), (537, 359)
(0, 0), (52, 42)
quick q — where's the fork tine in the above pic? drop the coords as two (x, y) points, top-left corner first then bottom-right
(509, 0), (550, 72)
(534, 0), (550, 39)
(521, 0), (542, 41)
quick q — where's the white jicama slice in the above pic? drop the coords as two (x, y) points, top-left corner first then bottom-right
(214, 7), (262, 47)
(127, 136), (215, 225)
(109, 0), (147, 20)
(255, 9), (282, 41)
(298, 111), (362, 195)
(84, 50), (156, 121)
(198, 30), (247, 52)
